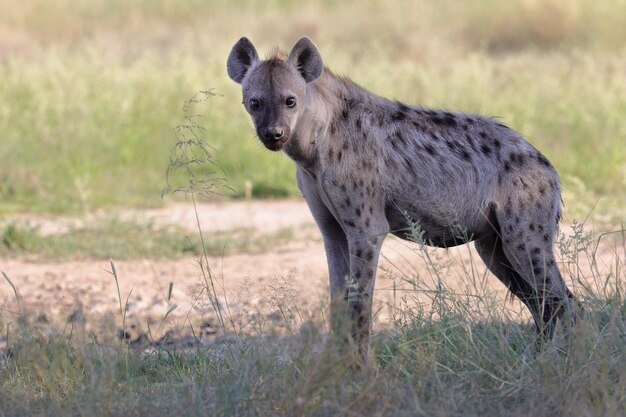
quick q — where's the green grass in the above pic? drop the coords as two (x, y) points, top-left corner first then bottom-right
(1, 224), (625, 416)
(0, 219), (296, 259)
(0, 0), (625, 218)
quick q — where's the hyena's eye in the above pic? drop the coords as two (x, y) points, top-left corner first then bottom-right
(249, 99), (261, 110)
(286, 97), (296, 108)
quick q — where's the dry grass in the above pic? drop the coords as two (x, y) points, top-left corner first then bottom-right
(0, 0), (624, 219)
(0, 221), (624, 416)
(1, 1), (625, 415)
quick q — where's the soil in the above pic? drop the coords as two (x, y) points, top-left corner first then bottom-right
(0, 199), (622, 350)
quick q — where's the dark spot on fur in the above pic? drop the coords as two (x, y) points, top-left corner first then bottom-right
(404, 156), (416, 174)
(340, 184), (346, 192)
(355, 208), (362, 217)
(345, 197), (351, 207)
(481, 144), (492, 156)
(529, 223), (535, 231)
(355, 270), (362, 279)
(430, 116), (443, 125)
(429, 132), (440, 141)
(431, 113), (457, 127)
(531, 247), (541, 255)
(538, 225), (544, 232)
(397, 102), (411, 113)
(446, 140), (456, 150)
(396, 131), (406, 145)
(355, 117), (362, 130)
(479, 131), (487, 138)
(425, 144), (436, 156)
(461, 150), (471, 161)
(369, 206), (373, 215)
(466, 118), (475, 124)
(465, 134), (477, 151)
(494, 139), (501, 149)
(543, 234), (550, 242)
(392, 110), (407, 121)
(365, 249), (374, 262)
(390, 136), (399, 150)
(504, 162), (511, 172)
(533, 267), (543, 276)
(517, 243), (526, 251)
(356, 248), (362, 258)
(510, 152), (526, 167)
(443, 113), (457, 126)
(536, 152), (551, 167)
(365, 217), (371, 227)
(346, 220), (356, 228)
(539, 187), (546, 195)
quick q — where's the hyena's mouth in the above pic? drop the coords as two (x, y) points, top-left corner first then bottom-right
(263, 138), (287, 152)
(259, 135), (290, 152)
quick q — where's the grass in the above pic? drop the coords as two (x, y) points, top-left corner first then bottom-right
(0, 219), (296, 259)
(0, 0), (625, 219)
(0, 222), (624, 416)
(0, 1), (625, 415)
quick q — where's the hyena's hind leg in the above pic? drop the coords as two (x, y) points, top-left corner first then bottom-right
(474, 235), (546, 336)
(484, 204), (579, 340)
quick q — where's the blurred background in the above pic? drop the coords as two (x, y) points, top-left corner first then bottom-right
(0, 0), (625, 220)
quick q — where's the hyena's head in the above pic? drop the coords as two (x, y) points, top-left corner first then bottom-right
(227, 37), (323, 151)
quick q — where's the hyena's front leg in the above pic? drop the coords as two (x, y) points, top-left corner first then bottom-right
(344, 230), (385, 358)
(326, 179), (388, 360)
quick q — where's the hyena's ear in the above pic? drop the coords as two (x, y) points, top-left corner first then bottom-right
(227, 37), (259, 84)
(287, 37), (323, 83)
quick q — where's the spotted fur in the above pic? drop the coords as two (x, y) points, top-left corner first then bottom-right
(228, 37), (579, 361)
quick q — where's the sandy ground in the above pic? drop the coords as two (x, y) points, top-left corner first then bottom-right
(0, 199), (623, 349)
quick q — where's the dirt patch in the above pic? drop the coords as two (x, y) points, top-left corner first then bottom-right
(0, 199), (622, 348)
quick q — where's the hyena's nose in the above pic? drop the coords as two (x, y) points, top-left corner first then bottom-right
(262, 127), (284, 141)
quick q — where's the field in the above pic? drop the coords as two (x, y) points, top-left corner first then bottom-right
(1, 0), (625, 416)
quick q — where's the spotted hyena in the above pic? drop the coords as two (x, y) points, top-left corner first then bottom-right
(227, 37), (578, 360)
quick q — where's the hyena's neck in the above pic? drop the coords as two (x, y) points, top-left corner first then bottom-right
(284, 69), (376, 175)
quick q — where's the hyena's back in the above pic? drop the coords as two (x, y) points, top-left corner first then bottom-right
(332, 98), (562, 247)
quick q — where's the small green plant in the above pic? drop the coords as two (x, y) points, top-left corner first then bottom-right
(1, 222), (38, 252)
